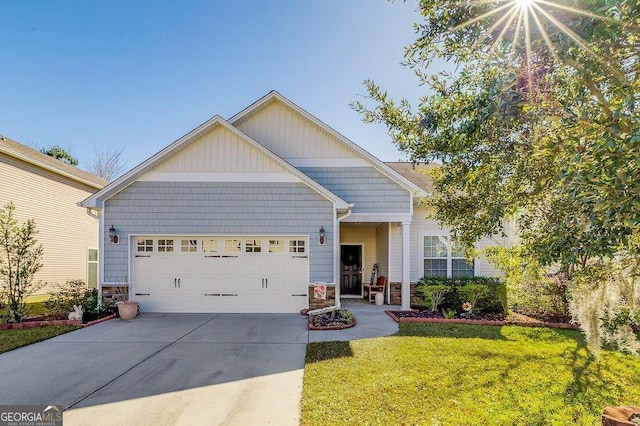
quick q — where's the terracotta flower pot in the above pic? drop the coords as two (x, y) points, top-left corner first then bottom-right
(117, 301), (139, 320)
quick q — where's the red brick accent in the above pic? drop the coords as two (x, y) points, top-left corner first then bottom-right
(0, 314), (117, 330)
(0, 319), (82, 330)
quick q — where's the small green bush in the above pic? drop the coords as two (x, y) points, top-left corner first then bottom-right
(415, 276), (503, 313)
(417, 284), (450, 311)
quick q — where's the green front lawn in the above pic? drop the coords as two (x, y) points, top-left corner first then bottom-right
(0, 326), (79, 354)
(302, 324), (640, 425)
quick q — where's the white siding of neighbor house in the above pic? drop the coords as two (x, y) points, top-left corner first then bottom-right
(149, 125), (289, 175)
(233, 100), (358, 161)
(0, 155), (100, 293)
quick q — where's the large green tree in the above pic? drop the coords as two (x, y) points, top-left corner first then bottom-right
(355, 0), (639, 268)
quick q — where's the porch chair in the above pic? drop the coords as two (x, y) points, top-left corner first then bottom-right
(368, 275), (387, 304)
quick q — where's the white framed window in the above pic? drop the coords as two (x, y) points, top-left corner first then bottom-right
(181, 239), (198, 253)
(289, 240), (306, 253)
(268, 239), (285, 253)
(225, 239), (241, 253)
(202, 239), (219, 253)
(158, 239), (174, 253)
(137, 239), (154, 253)
(245, 239), (262, 253)
(422, 235), (474, 278)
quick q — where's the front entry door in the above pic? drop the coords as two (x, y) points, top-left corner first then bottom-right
(340, 245), (362, 295)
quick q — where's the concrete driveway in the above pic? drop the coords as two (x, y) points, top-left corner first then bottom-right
(0, 313), (309, 426)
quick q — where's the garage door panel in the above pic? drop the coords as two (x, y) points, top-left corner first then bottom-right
(132, 235), (309, 313)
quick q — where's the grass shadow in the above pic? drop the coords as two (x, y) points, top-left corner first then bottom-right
(306, 341), (354, 363)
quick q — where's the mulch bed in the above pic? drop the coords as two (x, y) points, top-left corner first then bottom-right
(308, 310), (357, 331)
(386, 310), (579, 330)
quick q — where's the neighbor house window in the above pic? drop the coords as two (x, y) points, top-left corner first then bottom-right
(137, 239), (153, 252)
(181, 239), (198, 253)
(87, 248), (98, 289)
(423, 235), (474, 277)
(289, 240), (305, 253)
(158, 239), (174, 253)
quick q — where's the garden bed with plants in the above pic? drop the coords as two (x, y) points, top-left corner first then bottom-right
(403, 276), (577, 329)
(1, 280), (118, 330)
(386, 310), (579, 329)
(308, 309), (356, 330)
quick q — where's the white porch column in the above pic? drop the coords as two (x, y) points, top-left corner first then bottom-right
(401, 221), (411, 310)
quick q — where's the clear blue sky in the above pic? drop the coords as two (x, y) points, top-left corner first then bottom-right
(1, 0), (433, 173)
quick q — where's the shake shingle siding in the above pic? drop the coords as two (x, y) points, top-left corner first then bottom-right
(104, 181), (334, 282)
(298, 167), (410, 214)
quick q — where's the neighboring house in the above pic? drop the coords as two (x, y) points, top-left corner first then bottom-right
(0, 136), (107, 294)
(81, 91), (507, 312)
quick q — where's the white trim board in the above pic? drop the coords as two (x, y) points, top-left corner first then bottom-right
(341, 213), (413, 223)
(138, 172), (300, 183)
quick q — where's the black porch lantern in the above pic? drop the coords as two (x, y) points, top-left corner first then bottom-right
(108, 225), (119, 244)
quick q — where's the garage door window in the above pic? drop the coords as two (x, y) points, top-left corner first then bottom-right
(225, 239), (241, 253)
(269, 240), (284, 253)
(289, 240), (305, 253)
(181, 239), (198, 253)
(202, 239), (219, 253)
(158, 239), (174, 253)
(245, 239), (262, 253)
(137, 239), (154, 252)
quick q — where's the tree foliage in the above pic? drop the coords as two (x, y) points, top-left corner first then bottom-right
(354, 0), (639, 267)
(89, 145), (126, 181)
(40, 145), (79, 166)
(0, 203), (44, 322)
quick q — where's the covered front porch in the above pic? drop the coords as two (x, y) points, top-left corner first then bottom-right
(336, 218), (411, 309)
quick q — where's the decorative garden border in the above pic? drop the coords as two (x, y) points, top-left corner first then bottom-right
(0, 314), (117, 331)
(385, 310), (580, 330)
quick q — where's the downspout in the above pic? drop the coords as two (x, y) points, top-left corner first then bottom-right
(307, 204), (353, 316)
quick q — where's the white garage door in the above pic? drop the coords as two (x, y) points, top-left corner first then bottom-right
(132, 236), (309, 313)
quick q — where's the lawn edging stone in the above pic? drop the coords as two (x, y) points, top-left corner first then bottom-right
(0, 314), (117, 331)
(385, 310), (580, 330)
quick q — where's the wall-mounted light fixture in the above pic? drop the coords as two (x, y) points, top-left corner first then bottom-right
(319, 226), (325, 246)
(108, 225), (119, 244)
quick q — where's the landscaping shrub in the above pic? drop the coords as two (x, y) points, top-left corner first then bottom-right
(417, 284), (449, 311)
(485, 245), (570, 321)
(415, 276), (503, 313)
(44, 280), (114, 320)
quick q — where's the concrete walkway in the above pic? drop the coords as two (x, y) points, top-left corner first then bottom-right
(308, 298), (399, 342)
(0, 301), (398, 425)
